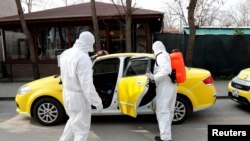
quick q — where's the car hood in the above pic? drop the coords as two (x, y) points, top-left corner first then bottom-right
(237, 68), (250, 81)
(25, 75), (62, 91)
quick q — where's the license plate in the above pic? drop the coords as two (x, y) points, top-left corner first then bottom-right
(232, 90), (238, 97)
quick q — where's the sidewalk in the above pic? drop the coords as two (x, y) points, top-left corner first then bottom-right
(0, 80), (230, 99)
(0, 82), (26, 100)
(214, 80), (230, 98)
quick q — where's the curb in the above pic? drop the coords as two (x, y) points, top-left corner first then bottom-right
(0, 97), (15, 101)
(216, 96), (229, 99)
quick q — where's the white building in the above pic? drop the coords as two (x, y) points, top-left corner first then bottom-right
(0, 0), (17, 77)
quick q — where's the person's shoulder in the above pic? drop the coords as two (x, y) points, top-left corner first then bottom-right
(61, 48), (71, 56)
(77, 52), (91, 62)
(162, 51), (170, 56)
(77, 52), (89, 58)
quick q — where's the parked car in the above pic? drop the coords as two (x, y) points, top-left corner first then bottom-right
(15, 53), (216, 126)
(228, 68), (250, 105)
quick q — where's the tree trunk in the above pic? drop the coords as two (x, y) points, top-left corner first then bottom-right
(125, 0), (132, 52)
(16, 0), (40, 79)
(186, 0), (197, 67)
(91, 0), (101, 51)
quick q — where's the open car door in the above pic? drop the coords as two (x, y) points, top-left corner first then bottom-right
(118, 56), (155, 117)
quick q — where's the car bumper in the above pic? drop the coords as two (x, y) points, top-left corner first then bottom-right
(15, 94), (31, 116)
(228, 83), (250, 105)
(193, 93), (216, 112)
(16, 107), (31, 116)
(228, 92), (250, 105)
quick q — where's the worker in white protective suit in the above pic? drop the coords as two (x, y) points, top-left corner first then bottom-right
(59, 31), (103, 141)
(146, 41), (177, 141)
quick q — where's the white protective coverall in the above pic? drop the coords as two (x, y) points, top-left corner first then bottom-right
(151, 41), (177, 141)
(59, 31), (103, 141)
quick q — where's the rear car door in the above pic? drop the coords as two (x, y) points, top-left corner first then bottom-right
(118, 56), (156, 117)
(93, 58), (120, 109)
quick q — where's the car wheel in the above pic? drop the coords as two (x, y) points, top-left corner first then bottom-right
(172, 96), (192, 124)
(33, 98), (65, 126)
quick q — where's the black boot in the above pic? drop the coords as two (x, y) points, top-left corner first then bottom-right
(155, 136), (172, 141)
(155, 136), (163, 141)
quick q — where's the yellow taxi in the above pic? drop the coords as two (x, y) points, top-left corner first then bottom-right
(228, 68), (250, 105)
(15, 53), (216, 126)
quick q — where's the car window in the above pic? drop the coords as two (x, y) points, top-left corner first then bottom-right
(124, 59), (150, 77)
(93, 58), (120, 75)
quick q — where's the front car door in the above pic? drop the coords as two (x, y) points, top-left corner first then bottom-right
(118, 56), (156, 117)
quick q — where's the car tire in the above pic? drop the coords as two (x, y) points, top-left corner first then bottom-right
(33, 98), (65, 126)
(172, 96), (192, 124)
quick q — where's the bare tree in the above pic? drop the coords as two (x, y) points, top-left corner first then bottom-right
(164, 10), (179, 29)
(22, 0), (33, 13)
(218, 0), (250, 27)
(21, 0), (43, 13)
(22, 0), (75, 12)
(91, 0), (101, 51)
(227, 2), (250, 27)
(62, 0), (68, 6)
(166, 0), (224, 27)
(218, 11), (235, 27)
(15, 0), (40, 79)
(111, 0), (134, 52)
(194, 0), (224, 26)
(166, 0), (188, 26)
(186, 0), (197, 67)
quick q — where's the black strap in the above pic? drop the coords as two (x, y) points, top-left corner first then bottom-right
(155, 52), (162, 66)
(155, 52), (176, 83)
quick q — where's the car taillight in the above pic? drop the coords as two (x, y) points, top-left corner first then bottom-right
(203, 75), (213, 85)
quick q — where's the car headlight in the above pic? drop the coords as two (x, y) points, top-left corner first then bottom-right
(232, 76), (250, 87)
(17, 85), (31, 95)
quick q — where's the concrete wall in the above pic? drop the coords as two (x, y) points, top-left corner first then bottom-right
(0, 0), (17, 77)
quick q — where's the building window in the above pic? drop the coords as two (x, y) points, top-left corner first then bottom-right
(4, 29), (29, 60)
(71, 26), (108, 51)
(135, 24), (146, 53)
(72, 26), (92, 44)
(109, 23), (125, 53)
(37, 27), (68, 60)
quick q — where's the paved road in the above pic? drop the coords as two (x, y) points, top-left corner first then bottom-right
(0, 99), (249, 141)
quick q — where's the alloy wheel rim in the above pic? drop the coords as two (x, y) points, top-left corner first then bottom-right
(37, 103), (58, 123)
(173, 101), (186, 122)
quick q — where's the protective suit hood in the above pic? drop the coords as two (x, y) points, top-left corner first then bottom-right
(61, 31), (95, 78)
(152, 41), (167, 55)
(73, 31), (95, 53)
